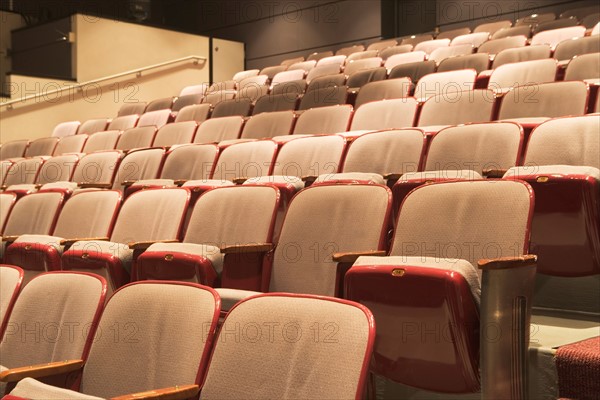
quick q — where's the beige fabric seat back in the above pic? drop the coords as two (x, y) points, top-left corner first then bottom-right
(0, 265), (22, 336)
(281, 56), (305, 67)
(253, 93), (298, 115)
(51, 121), (80, 138)
(474, 20), (512, 35)
(202, 90), (236, 106)
(336, 44), (365, 56)
(270, 79), (307, 96)
(52, 190), (122, 239)
(0, 160), (12, 187)
(79, 282), (219, 398)
(273, 135), (346, 178)
(305, 64), (342, 84)
(554, 36), (600, 62)
(384, 51), (427, 71)
(354, 77), (412, 109)
(117, 103), (147, 117)
(414, 69), (477, 101)
(429, 44), (474, 64)
(0, 272), (106, 369)
(111, 148), (165, 190)
(293, 105), (353, 134)
(152, 121), (198, 148)
(451, 32), (490, 48)
(489, 58), (557, 92)
(145, 97), (174, 112)
(211, 98), (252, 118)
(414, 38), (451, 54)
(423, 122), (522, 174)
(418, 89), (495, 127)
(298, 85), (348, 110)
(53, 134), (87, 155)
(137, 110), (171, 129)
(492, 44), (551, 69)
(259, 65), (287, 79)
(184, 186), (279, 246)
(515, 12), (555, 26)
(437, 53), (490, 73)
(307, 51), (334, 62)
(437, 27), (471, 40)
(564, 52), (600, 81)
(72, 151), (122, 186)
(160, 144), (219, 181)
(179, 84), (208, 96)
(0, 140), (29, 160)
(0, 193), (16, 233)
(367, 39), (398, 51)
(351, 98), (418, 130)
(82, 130), (121, 153)
(109, 188), (189, 244)
(233, 69), (260, 81)
(492, 25), (532, 40)
(534, 18), (579, 34)
(194, 116), (244, 144)
(269, 184), (390, 295)
(345, 50), (378, 63)
(287, 60), (317, 72)
(343, 129), (426, 175)
(379, 44), (414, 60)
(498, 81), (588, 120)
(530, 26), (587, 49)
(201, 294), (373, 399)
(3, 158), (44, 187)
(344, 57), (383, 76)
(390, 180), (533, 266)
(172, 93), (203, 112)
(241, 111), (295, 139)
(478, 36), (527, 55)
(107, 114), (139, 131)
(237, 84), (269, 103)
(78, 118), (109, 135)
(271, 69), (305, 86)
(346, 67), (387, 89)
(212, 141), (277, 181)
(522, 115), (599, 169)
(2, 192), (64, 237)
(24, 137), (58, 157)
(400, 34), (434, 46)
(115, 126), (157, 151)
(174, 104), (211, 123)
(35, 154), (79, 185)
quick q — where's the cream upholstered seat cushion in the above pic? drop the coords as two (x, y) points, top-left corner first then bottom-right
(214, 288), (261, 311)
(40, 181), (79, 191)
(504, 165), (600, 180)
(244, 175), (304, 191)
(146, 242), (223, 275)
(183, 179), (234, 187)
(272, 135), (345, 179)
(69, 240), (132, 270)
(400, 170), (482, 181)
(11, 378), (103, 400)
(315, 172), (386, 185)
(200, 295), (371, 399)
(4, 184), (37, 193)
(130, 178), (176, 188)
(14, 234), (63, 251)
(354, 256), (481, 305)
(350, 97), (418, 131)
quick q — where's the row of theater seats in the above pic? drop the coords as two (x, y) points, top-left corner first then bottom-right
(0, 270), (375, 398)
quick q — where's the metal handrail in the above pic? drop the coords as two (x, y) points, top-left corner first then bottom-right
(1, 54), (207, 109)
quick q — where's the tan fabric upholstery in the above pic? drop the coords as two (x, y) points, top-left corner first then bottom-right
(287, 60), (317, 72)
(492, 44), (551, 69)
(400, 34), (434, 46)
(0, 193), (16, 233)
(429, 44), (474, 64)
(414, 38), (451, 54)
(504, 165), (600, 180)
(305, 74), (346, 93)
(172, 93), (203, 112)
(498, 81), (588, 120)
(72, 151), (121, 185)
(273, 135), (345, 178)
(242, 111), (295, 139)
(305, 64), (342, 84)
(489, 58), (557, 92)
(346, 67), (387, 90)
(34, 154), (79, 184)
(418, 90), (495, 127)
(107, 115), (139, 131)
(281, 56), (305, 67)
(213, 288), (260, 310)
(25, 137), (58, 157)
(352, 97), (418, 130)
(424, 122), (522, 174)
(522, 115), (600, 169)
(515, 12), (556, 26)
(82, 130), (121, 152)
(174, 104), (211, 123)
(180, 84), (208, 96)
(233, 69), (260, 81)
(414, 69), (476, 101)
(270, 184), (389, 295)
(308, 51), (337, 62)
(384, 51), (427, 70)
(3, 157), (44, 186)
(213, 141), (277, 181)
(345, 50), (378, 63)
(137, 110), (171, 129)
(194, 116), (244, 144)
(117, 103), (147, 116)
(531, 26), (586, 49)
(355, 78), (413, 109)
(478, 36), (527, 55)
(315, 172), (386, 185)
(51, 121), (80, 138)
(554, 36), (600, 62)
(565, 52), (600, 81)
(259, 65), (287, 79)
(379, 44), (414, 60)
(211, 98), (252, 118)
(201, 295), (371, 399)
(492, 25), (533, 40)
(0, 273), (104, 370)
(451, 32), (490, 47)
(438, 27), (471, 40)
(0, 160), (13, 186)
(153, 121), (197, 147)
(298, 85), (348, 110)
(390, 180), (532, 266)
(474, 20), (512, 35)
(336, 44), (365, 56)
(271, 69), (305, 86)
(157, 144), (218, 181)
(0, 140), (28, 160)
(4, 192), (63, 236)
(78, 118), (109, 135)
(367, 39), (398, 51)
(344, 57), (383, 76)
(11, 378), (102, 400)
(53, 190), (121, 238)
(437, 53), (491, 74)
(293, 105), (353, 134)
(400, 170), (483, 181)
(343, 129), (424, 176)
(0, 265), (21, 328)
(111, 148), (164, 190)
(53, 134), (87, 155)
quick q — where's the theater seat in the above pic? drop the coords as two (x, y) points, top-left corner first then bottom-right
(0, 140), (29, 161)
(414, 69), (477, 102)
(379, 44), (413, 60)
(354, 78), (413, 109)
(53, 134), (87, 155)
(115, 126), (157, 151)
(8, 281), (219, 400)
(0, 265), (22, 338)
(24, 137), (58, 157)
(174, 104), (211, 123)
(5, 154), (79, 196)
(81, 130), (121, 152)
(151, 121), (198, 147)
(50, 121), (80, 138)
(78, 118), (109, 135)
(292, 104), (353, 135)
(193, 116), (244, 144)
(350, 97), (418, 130)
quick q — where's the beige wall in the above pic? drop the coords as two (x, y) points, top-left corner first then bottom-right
(212, 38), (245, 84)
(74, 15), (210, 82)
(0, 11), (26, 94)
(4, 74), (75, 102)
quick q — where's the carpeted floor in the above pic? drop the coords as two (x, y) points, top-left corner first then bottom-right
(556, 336), (600, 400)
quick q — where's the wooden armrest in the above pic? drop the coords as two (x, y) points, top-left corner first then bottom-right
(78, 182), (112, 189)
(121, 180), (137, 187)
(173, 179), (187, 186)
(482, 168), (508, 178)
(129, 240), (179, 250)
(332, 250), (387, 263)
(383, 173), (402, 180)
(478, 255), (537, 271)
(111, 384), (199, 400)
(301, 175), (317, 183)
(2, 236), (19, 243)
(221, 243), (273, 254)
(60, 237), (109, 246)
(34, 183), (43, 189)
(0, 359), (84, 383)
(232, 177), (248, 185)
